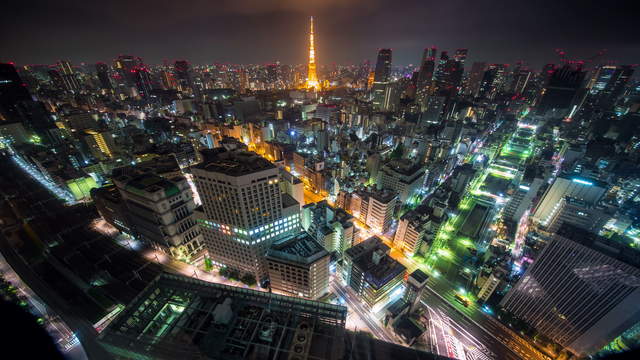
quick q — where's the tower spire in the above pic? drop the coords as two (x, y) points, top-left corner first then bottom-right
(304, 16), (320, 90)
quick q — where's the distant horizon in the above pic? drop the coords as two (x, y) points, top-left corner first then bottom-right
(2, 0), (637, 70)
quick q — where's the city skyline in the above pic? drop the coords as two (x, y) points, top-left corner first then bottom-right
(1, 2), (640, 360)
(2, 0), (638, 68)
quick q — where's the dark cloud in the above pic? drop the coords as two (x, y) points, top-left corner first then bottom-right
(0, 0), (637, 69)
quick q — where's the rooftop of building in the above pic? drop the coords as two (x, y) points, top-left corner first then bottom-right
(357, 189), (398, 204)
(196, 148), (275, 176)
(409, 269), (429, 284)
(382, 159), (426, 177)
(267, 232), (329, 265)
(557, 224), (640, 269)
(117, 173), (182, 197)
(346, 237), (406, 290)
(304, 200), (354, 226)
(99, 272), (347, 360)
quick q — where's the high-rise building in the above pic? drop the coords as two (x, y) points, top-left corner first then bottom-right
(132, 65), (153, 98)
(266, 232), (330, 299)
(301, 200), (356, 255)
(394, 206), (445, 257)
(544, 196), (609, 234)
(404, 269), (429, 313)
(57, 60), (81, 92)
(349, 189), (397, 234)
(532, 176), (607, 230)
(114, 55), (140, 87)
(465, 62), (487, 97)
(477, 64), (508, 100)
(372, 49), (393, 111)
(343, 236), (407, 310)
(95, 62), (112, 90)
(591, 65), (634, 108)
(193, 148), (301, 279)
(536, 64), (586, 115)
(500, 225), (640, 356)
(377, 159), (427, 203)
(174, 60), (192, 93)
(373, 49), (392, 83)
(415, 47), (437, 108)
(304, 16), (320, 91)
(113, 172), (204, 260)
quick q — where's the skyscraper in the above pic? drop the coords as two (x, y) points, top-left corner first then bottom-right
(372, 49), (392, 110)
(132, 65), (153, 98)
(95, 62), (112, 90)
(465, 62), (487, 97)
(304, 16), (320, 91)
(536, 64), (586, 115)
(373, 48), (392, 83)
(500, 224), (640, 356)
(532, 176), (607, 229)
(57, 60), (81, 92)
(174, 60), (192, 93)
(193, 148), (301, 280)
(416, 47), (437, 109)
(114, 55), (139, 87)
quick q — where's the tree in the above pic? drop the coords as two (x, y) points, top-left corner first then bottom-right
(241, 274), (257, 286)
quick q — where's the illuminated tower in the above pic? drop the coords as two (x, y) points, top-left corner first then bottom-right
(304, 16), (320, 91)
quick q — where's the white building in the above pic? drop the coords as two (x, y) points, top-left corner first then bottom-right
(193, 149), (300, 279)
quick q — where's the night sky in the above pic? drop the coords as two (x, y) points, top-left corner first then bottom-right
(1, 0), (637, 69)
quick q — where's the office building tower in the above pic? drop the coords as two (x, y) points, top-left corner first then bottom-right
(394, 206), (445, 256)
(537, 64), (586, 115)
(404, 269), (429, 313)
(95, 62), (112, 90)
(448, 48), (468, 91)
(57, 60), (81, 92)
(350, 189), (397, 234)
(0, 63), (32, 122)
(266, 232), (330, 299)
(113, 172), (203, 260)
(174, 60), (192, 93)
(114, 55), (140, 87)
(504, 179), (544, 222)
(98, 272), (348, 360)
(301, 200), (356, 255)
(477, 64), (507, 100)
(373, 49), (392, 83)
(532, 176), (607, 230)
(372, 49), (392, 111)
(596, 65), (634, 108)
(132, 65), (153, 98)
(193, 148), (301, 279)
(416, 47), (437, 108)
(510, 67), (532, 95)
(500, 225), (640, 356)
(377, 159), (427, 203)
(477, 267), (507, 302)
(465, 62), (487, 97)
(544, 197), (609, 234)
(343, 236), (406, 310)
(433, 51), (449, 84)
